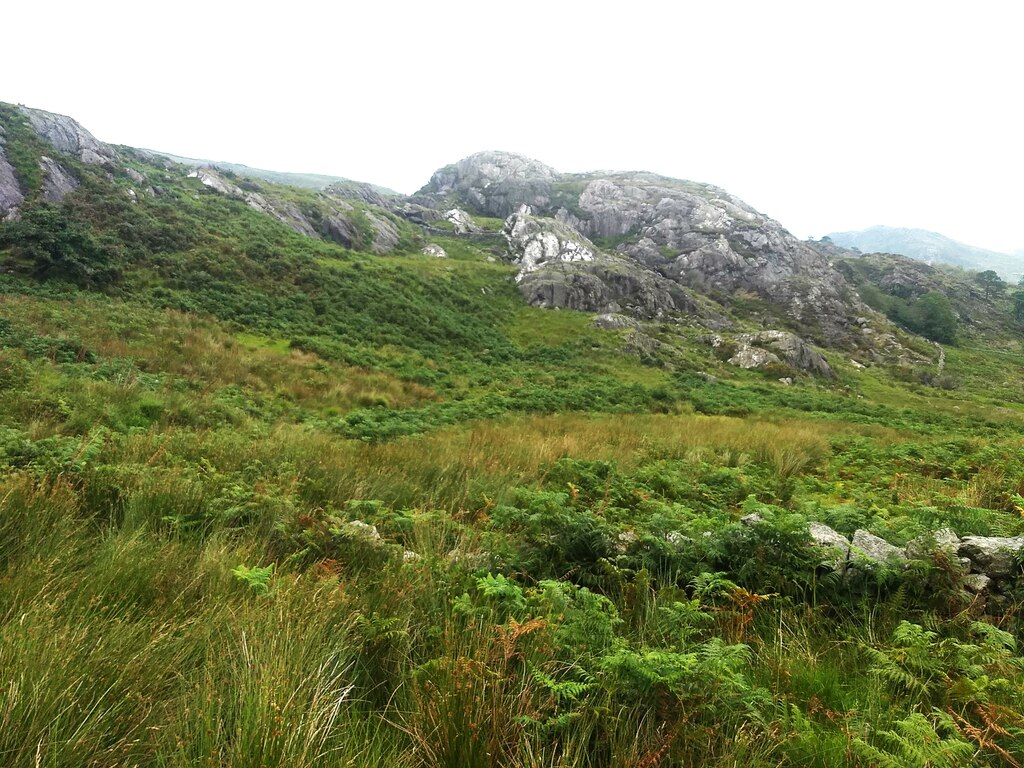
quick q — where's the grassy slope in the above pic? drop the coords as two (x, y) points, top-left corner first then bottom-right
(2, 111), (1024, 766)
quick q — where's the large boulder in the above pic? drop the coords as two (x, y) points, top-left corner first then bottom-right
(904, 528), (960, 559)
(851, 529), (907, 566)
(728, 345), (782, 370)
(958, 536), (1024, 579)
(808, 522), (851, 568)
(741, 331), (835, 378)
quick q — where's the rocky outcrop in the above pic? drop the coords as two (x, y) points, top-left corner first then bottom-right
(323, 180), (391, 207)
(39, 156), (79, 202)
(717, 330), (834, 377)
(322, 210), (360, 248)
(806, 522), (851, 569)
(503, 206), (596, 282)
(421, 151), (557, 217)
(185, 167), (404, 254)
(20, 106), (116, 165)
(0, 128), (23, 220)
(364, 210), (400, 254)
(741, 331), (834, 377)
(777, 521), (1024, 610)
(504, 206), (694, 318)
(445, 208), (480, 234)
(728, 345), (782, 370)
(188, 168), (320, 239)
(416, 155), (869, 344)
(592, 313), (639, 330)
(422, 243), (447, 258)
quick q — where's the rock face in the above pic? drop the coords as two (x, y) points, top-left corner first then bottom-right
(186, 167), (402, 254)
(416, 154), (867, 342)
(39, 156), (79, 202)
(503, 206), (595, 282)
(422, 151), (558, 217)
(0, 129), (24, 220)
(504, 206), (694, 318)
(20, 106), (117, 165)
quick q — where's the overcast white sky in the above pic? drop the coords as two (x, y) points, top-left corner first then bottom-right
(6, 1), (1022, 251)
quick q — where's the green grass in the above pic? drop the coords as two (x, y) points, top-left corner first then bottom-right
(2, 108), (1024, 765)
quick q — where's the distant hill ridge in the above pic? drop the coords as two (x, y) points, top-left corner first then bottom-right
(144, 150), (398, 195)
(826, 225), (1024, 282)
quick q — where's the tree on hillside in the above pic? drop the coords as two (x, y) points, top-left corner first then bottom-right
(1012, 290), (1024, 323)
(975, 269), (1005, 298)
(912, 291), (957, 344)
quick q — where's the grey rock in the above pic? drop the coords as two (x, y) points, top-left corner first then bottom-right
(506, 207), (693, 319)
(422, 243), (447, 258)
(808, 522), (851, 568)
(809, 522), (851, 553)
(125, 167), (146, 184)
(323, 213), (360, 248)
(0, 131), (24, 220)
(518, 260), (687, 319)
(421, 151), (557, 217)
(188, 168), (244, 197)
(904, 528), (960, 560)
(778, 377), (793, 386)
(246, 192), (320, 239)
(963, 573), (991, 594)
(622, 329), (660, 356)
(742, 331), (835, 378)
(418, 154), (873, 345)
(20, 106), (116, 164)
(851, 529), (906, 565)
(504, 206), (596, 280)
(740, 512), (764, 526)
(958, 536), (1024, 579)
(615, 530), (639, 554)
(343, 520), (382, 542)
(445, 208), (480, 234)
(39, 156), (79, 202)
(187, 168), (325, 241)
(323, 181), (391, 207)
(728, 346), (782, 369)
(365, 210), (400, 254)
(592, 313), (639, 330)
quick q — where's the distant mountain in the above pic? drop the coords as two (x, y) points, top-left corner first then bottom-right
(825, 226), (1024, 282)
(144, 150), (398, 196)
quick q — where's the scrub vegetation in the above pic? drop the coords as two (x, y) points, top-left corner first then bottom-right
(3, 108), (1024, 766)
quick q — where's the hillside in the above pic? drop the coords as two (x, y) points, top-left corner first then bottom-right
(826, 225), (1024, 282)
(147, 149), (399, 195)
(3, 102), (1024, 767)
